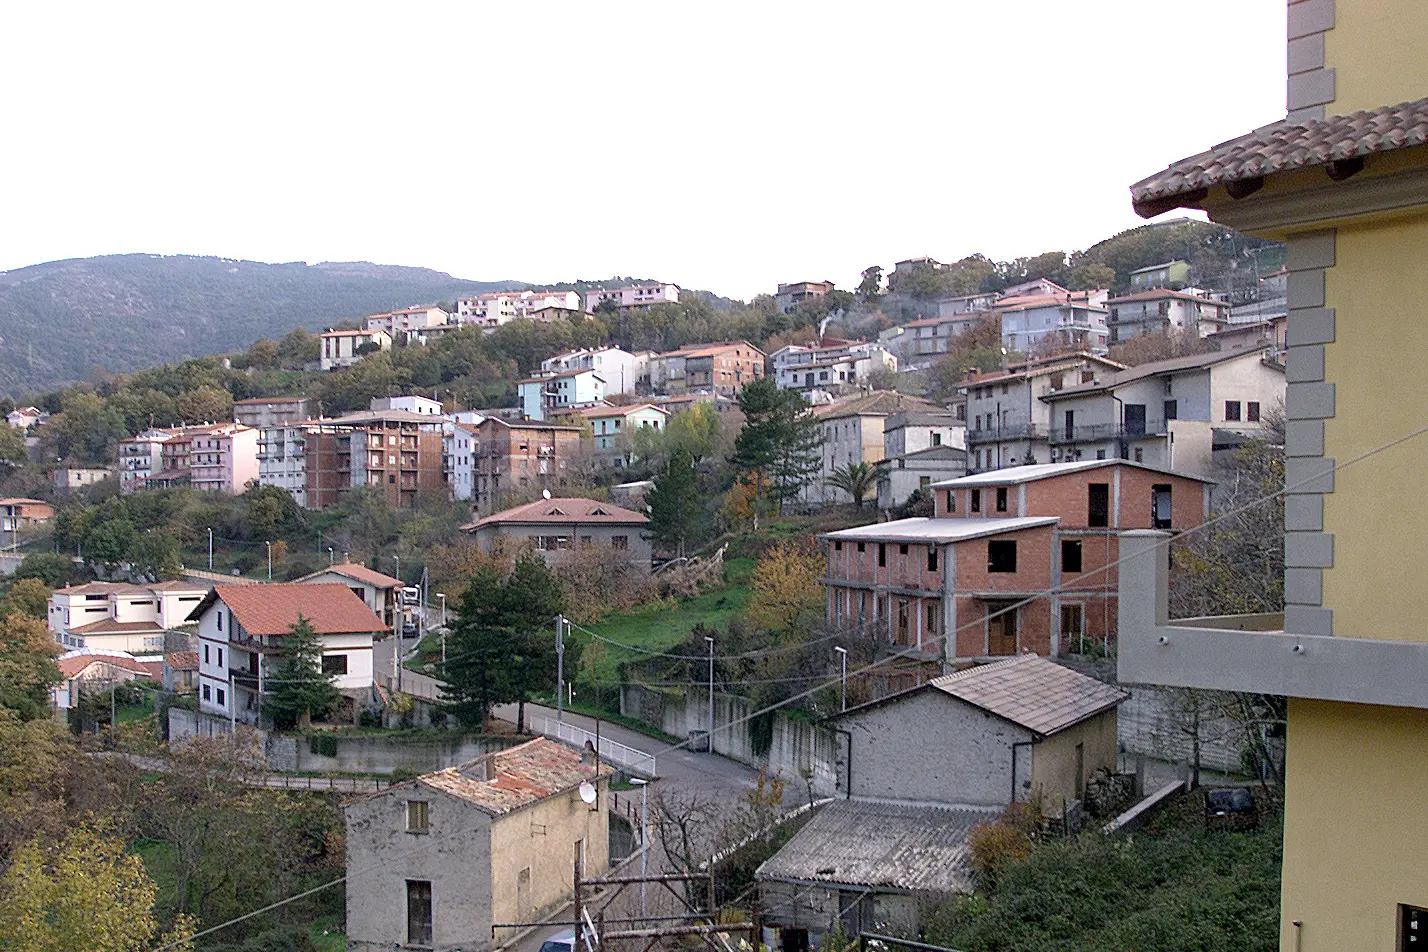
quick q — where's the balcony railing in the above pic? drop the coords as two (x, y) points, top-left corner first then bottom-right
(1048, 423), (1168, 444)
(965, 423), (1045, 444)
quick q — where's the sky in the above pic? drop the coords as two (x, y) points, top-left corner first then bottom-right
(0, 2), (1287, 301)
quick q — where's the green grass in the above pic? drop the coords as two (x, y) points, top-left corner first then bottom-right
(580, 558), (755, 681)
(133, 839), (180, 914)
(117, 694), (155, 724)
(309, 914), (345, 951)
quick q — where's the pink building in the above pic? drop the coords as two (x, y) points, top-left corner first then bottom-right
(150, 423), (259, 494)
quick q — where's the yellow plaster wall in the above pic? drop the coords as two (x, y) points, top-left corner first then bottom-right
(1028, 713), (1118, 815)
(1279, 698), (1428, 950)
(1320, 214), (1428, 641)
(1323, 1), (1428, 115)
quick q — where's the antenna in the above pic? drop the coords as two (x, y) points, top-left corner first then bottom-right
(578, 781), (597, 804)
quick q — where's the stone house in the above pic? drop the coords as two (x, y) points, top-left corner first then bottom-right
(463, 497), (652, 572)
(343, 738), (611, 952)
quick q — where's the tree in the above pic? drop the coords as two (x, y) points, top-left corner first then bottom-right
(733, 380), (820, 518)
(264, 615), (341, 730)
(176, 385), (234, 425)
(926, 315), (1006, 401)
(500, 555), (569, 732)
(857, 266), (883, 299)
(83, 517), (136, 572)
(744, 542), (824, 636)
(13, 551), (85, 588)
(825, 461), (878, 509)
(130, 529), (183, 581)
(1109, 327), (1216, 367)
(647, 446), (699, 556)
(0, 578), (50, 619)
(0, 425), (27, 471)
(440, 564), (522, 728)
(0, 823), (196, 952)
(0, 613), (61, 721)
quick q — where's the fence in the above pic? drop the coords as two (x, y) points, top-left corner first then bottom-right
(530, 714), (657, 778)
(256, 773), (389, 793)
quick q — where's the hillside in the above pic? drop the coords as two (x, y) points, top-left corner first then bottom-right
(0, 254), (522, 394)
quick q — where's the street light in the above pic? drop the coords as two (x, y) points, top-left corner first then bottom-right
(327, 546), (335, 566)
(265, 541), (272, 581)
(834, 646), (848, 712)
(705, 635), (715, 753)
(629, 777), (650, 916)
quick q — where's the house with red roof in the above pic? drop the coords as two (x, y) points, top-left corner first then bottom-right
(52, 649), (161, 710)
(463, 497), (651, 571)
(295, 562), (405, 630)
(343, 737), (610, 952)
(187, 583), (385, 725)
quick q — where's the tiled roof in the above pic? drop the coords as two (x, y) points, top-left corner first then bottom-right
(663, 340), (764, 359)
(1040, 345), (1277, 398)
(54, 582), (153, 597)
(463, 497), (648, 531)
(147, 580), (207, 593)
(756, 799), (995, 893)
(187, 584), (385, 636)
(70, 618), (166, 635)
(56, 651), (156, 680)
(411, 738), (610, 816)
(1130, 97), (1428, 217)
(577, 403), (668, 419)
(932, 655), (1128, 737)
(296, 563), (403, 589)
(813, 392), (942, 420)
(0, 497), (49, 507)
(165, 651), (199, 671)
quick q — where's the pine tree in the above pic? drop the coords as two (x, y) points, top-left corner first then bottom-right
(439, 564), (519, 728)
(733, 380), (821, 519)
(647, 446), (699, 557)
(264, 615), (341, 730)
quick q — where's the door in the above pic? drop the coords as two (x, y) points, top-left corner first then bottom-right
(1124, 403), (1146, 437)
(1061, 604), (1084, 651)
(988, 603), (1017, 656)
(1063, 409), (1075, 441)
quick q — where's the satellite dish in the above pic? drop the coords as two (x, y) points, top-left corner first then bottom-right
(542, 489), (552, 499)
(578, 781), (597, 804)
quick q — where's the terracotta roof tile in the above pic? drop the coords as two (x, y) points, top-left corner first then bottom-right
(189, 584), (385, 636)
(57, 652), (155, 680)
(931, 655), (1128, 737)
(408, 738), (610, 816)
(296, 563), (403, 589)
(165, 651), (199, 671)
(1131, 97), (1428, 216)
(463, 497), (648, 531)
(70, 618), (166, 635)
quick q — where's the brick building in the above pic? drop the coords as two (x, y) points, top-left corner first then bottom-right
(472, 418), (583, 513)
(821, 460), (1211, 675)
(303, 410), (445, 509)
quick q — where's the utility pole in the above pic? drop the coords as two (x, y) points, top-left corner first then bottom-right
(265, 541), (272, 581)
(207, 527), (213, 570)
(630, 777), (650, 917)
(835, 646), (848, 712)
(556, 614), (565, 724)
(705, 635), (715, 753)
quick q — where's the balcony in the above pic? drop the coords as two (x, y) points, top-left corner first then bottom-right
(1117, 531), (1428, 709)
(1048, 423), (1168, 444)
(965, 423), (1045, 444)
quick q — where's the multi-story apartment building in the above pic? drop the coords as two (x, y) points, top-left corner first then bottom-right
(471, 418), (583, 513)
(822, 460), (1210, 673)
(191, 584), (382, 725)
(574, 403), (670, 468)
(997, 287), (1110, 355)
(363, 306), (449, 337)
(233, 396), (312, 430)
(963, 354), (1125, 473)
(1205, 315), (1288, 358)
(319, 329), (392, 371)
(443, 422), (479, 502)
(584, 283), (679, 313)
(774, 280), (836, 314)
(1117, 4), (1428, 946)
(1105, 288), (1230, 343)
(133, 423), (258, 494)
(540, 347), (647, 395)
(117, 429), (172, 494)
(1127, 259), (1191, 290)
(517, 369), (605, 422)
(371, 395), (444, 416)
(1040, 347), (1286, 476)
(49, 580), (207, 653)
(771, 339), (897, 395)
(805, 392), (943, 505)
(653, 341), (764, 396)
(892, 313), (989, 365)
(455, 290), (583, 328)
(0, 498), (51, 544)
(303, 410), (444, 509)
(258, 420), (327, 508)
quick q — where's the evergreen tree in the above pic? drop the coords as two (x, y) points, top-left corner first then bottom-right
(733, 380), (821, 519)
(440, 564), (519, 728)
(647, 446), (699, 556)
(503, 555), (568, 732)
(264, 615), (341, 730)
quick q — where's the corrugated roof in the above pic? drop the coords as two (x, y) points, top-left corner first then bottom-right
(757, 800), (995, 893)
(1130, 97), (1428, 216)
(463, 497), (648, 531)
(296, 563), (403, 589)
(187, 584), (385, 636)
(932, 655), (1128, 737)
(412, 738), (609, 816)
(823, 516), (1056, 544)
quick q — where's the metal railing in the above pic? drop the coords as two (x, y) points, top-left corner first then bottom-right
(965, 423), (1045, 444)
(1048, 423), (1165, 444)
(529, 714), (656, 778)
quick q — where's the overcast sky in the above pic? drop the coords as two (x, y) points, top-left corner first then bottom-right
(2, 2), (1285, 300)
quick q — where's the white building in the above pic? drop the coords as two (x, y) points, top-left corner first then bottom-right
(455, 290), (583, 329)
(576, 404), (670, 468)
(444, 421), (479, 501)
(772, 339), (897, 394)
(371, 395), (444, 416)
(540, 347), (647, 395)
(320, 329), (393, 371)
(7, 406), (45, 430)
(257, 422), (318, 507)
(363, 307), (450, 337)
(584, 283), (679, 313)
(48, 580), (207, 653)
(52, 467), (111, 491)
(997, 287), (1110, 356)
(190, 583), (383, 725)
(1105, 289), (1231, 343)
(117, 429), (172, 494)
(517, 369), (605, 421)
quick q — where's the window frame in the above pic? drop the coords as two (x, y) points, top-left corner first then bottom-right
(987, 539), (1018, 574)
(406, 799), (430, 834)
(1061, 539), (1083, 574)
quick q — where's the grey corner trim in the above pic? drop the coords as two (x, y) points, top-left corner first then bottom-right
(1287, 381), (1336, 420)
(1285, 345), (1326, 383)
(1285, 567), (1324, 606)
(1283, 605), (1334, 637)
(1288, 105), (1328, 124)
(1286, 231), (1337, 271)
(1288, 0), (1335, 40)
(1286, 308), (1335, 346)
(1287, 270), (1326, 309)
(1286, 532), (1334, 569)
(1284, 494), (1324, 532)
(1288, 68), (1336, 111)
(1288, 33), (1326, 74)
(1286, 457), (1336, 494)
(1285, 419), (1326, 458)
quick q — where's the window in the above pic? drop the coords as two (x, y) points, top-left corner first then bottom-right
(407, 880), (433, 947)
(1163, 399), (1178, 421)
(611, 536), (629, 550)
(926, 602), (938, 635)
(1134, 447), (1144, 462)
(1247, 401), (1261, 422)
(1152, 484), (1173, 529)
(971, 488), (982, 513)
(878, 543), (886, 568)
(322, 654), (348, 676)
(202, 684), (211, 701)
(1061, 539), (1083, 573)
(203, 644), (210, 664)
(406, 800), (429, 833)
(946, 491), (955, 513)
(995, 487), (1008, 513)
(928, 548), (939, 572)
(987, 540), (1017, 573)
(932, 432), (942, 446)
(217, 647), (223, 667)
(217, 611), (223, 632)
(1061, 604), (1084, 641)
(215, 688), (225, 706)
(1088, 483), (1110, 528)
(856, 542), (865, 553)
(898, 543), (909, 556)
(1400, 904), (1428, 949)
(1225, 400), (1242, 421)
(834, 541), (842, 552)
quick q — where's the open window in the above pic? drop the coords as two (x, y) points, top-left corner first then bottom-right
(1061, 539), (1083, 573)
(1152, 484), (1173, 529)
(1088, 483), (1110, 528)
(987, 540), (1017, 573)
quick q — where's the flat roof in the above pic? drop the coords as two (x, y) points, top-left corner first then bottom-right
(822, 516), (1058, 544)
(931, 459), (1213, 489)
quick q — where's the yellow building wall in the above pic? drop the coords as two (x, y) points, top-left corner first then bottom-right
(1280, 699), (1428, 950)
(1028, 713), (1118, 815)
(1320, 214), (1428, 641)
(1323, 1), (1428, 115)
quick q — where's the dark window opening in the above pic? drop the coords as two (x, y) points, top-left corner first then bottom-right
(1163, 399), (1178, 421)
(407, 880), (433, 947)
(927, 549), (939, 572)
(987, 540), (1017, 573)
(1247, 401), (1261, 422)
(1225, 400), (1242, 421)
(1152, 484), (1173, 529)
(898, 543), (909, 556)
(946, 491), (955, 512)
(995, 487), (1008, 512)
(1400, 904), (1428, 950)
(1124, 404), (1146, 437)
(1088, 483), (1110, 528)
(878, 543), (886, 567)
(834, 541), (842, 552)
(322, 654), (348, 676)
(971, 488), (982, 513)
(857, 542), (865, 553)
(1061, 539), (1083, 573)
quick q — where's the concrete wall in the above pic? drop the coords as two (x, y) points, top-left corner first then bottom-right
(265, 732), (520, 774)
(345, 787), (494, 952)
(839, 688), (1031, 807)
